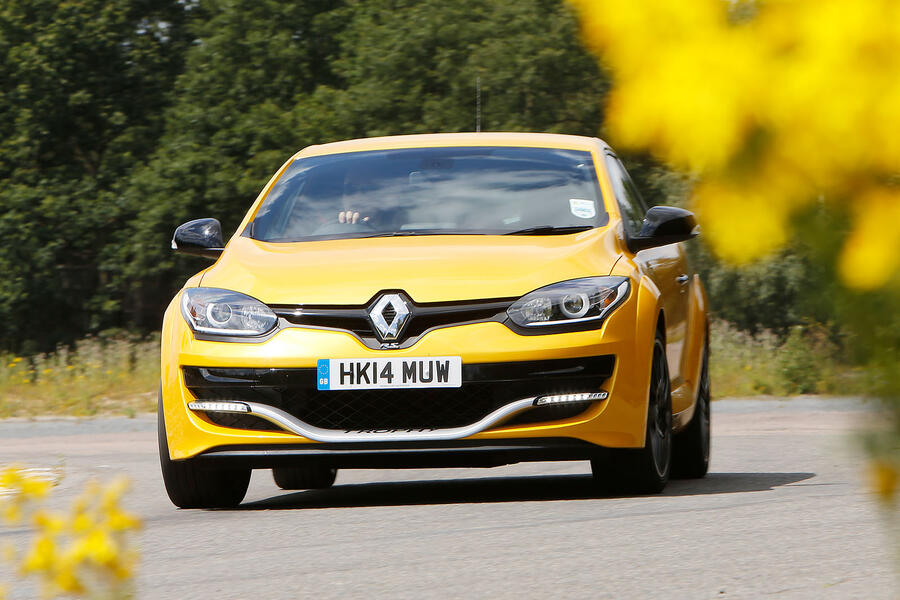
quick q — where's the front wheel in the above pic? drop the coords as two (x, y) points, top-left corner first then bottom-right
(158, 393), (251, 509)
(592, 331), (672, 494)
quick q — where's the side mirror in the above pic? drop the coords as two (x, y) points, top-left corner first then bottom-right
(628, 206), (699, 253)
(172, 218), (225, 259)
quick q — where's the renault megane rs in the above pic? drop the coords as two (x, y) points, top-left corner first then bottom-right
(159, 132), (710, 508)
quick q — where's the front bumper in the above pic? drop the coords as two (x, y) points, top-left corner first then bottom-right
(161, 298), (654, 461)
(182, 356), (614, 442)
(194, 438), (606, 469)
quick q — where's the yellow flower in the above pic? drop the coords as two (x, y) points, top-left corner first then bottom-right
(0, 466), (23, 488)
(2, 503), (19, 525)
(53, 567), (84, 594)
(1, 470), (141, 598)
(79, 529), (119, 567)
(33, 510), (66, 535)
(70, 512), (95, 533)
(570, 0), (900, 286)
(839, 188), (900, 290)
(870, 460), (898, 504)
(105, 507), (142, 532)
(19, 477), (51, 501)
(21, 534), (56, 574)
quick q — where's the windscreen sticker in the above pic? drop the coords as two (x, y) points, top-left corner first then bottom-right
(569, 198), (596, 219)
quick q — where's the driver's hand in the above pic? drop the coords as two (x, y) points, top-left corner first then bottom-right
(338, 211), (369, 224)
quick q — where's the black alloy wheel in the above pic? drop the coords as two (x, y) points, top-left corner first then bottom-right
(591, 330), (672, 493)
(158, 391), (251, 509)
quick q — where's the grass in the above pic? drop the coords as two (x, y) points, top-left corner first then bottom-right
(709, 319), (864, 398)
(0, 323), (866, 418)
(0, 335), (159, 418)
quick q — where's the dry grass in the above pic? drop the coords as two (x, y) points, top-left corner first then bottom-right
(0, 336), (159, 418)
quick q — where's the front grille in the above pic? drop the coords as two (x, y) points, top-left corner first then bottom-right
(184, 356), (614, 433)
(205, 411), (281, 431)
(270, 295), (513, 349)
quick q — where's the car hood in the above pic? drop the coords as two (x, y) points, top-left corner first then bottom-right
(198, 229), (621, 305)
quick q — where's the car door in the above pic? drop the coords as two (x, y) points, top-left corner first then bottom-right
(604, 154), (691, 390)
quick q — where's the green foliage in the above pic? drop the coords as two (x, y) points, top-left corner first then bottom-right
(318, 0), (605, 136)
(710, 320), (856, 398)
(0, 0), (189, 350)
(776, 325), (839, 395)
(0, 0), (607, 349)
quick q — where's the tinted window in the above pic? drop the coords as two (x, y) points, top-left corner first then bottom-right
(604, 154), (647, 236)
(250, 147), (609, 242)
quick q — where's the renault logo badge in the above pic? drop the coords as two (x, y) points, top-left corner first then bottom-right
(368, 293), (411, 341)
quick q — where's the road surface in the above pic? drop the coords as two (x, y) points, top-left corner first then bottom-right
(1, 397), (896, 599)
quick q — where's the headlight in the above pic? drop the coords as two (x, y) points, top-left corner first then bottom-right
(507, 277), (630, 329)
(181, 288), (277, 337)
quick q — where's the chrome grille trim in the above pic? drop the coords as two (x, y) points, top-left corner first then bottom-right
(194, 398), (537, 442)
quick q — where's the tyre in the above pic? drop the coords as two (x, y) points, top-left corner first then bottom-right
(672, 340), (711, 479)
(272, 465), (337, 490)
(158, 392), (251, 509)
(592, 331), (672, 494)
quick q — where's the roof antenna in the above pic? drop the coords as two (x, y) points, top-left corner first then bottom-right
(476, 75), (482, 132)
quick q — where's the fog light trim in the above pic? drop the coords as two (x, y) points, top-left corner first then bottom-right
(188, 401), (251, 413)
(533, 391), (608, 406)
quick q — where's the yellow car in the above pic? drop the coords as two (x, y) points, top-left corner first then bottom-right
(159, 132), (710, 508)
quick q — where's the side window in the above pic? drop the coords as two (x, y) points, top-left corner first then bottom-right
(603, 154), (647, 236)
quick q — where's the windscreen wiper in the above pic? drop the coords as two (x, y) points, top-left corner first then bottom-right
(504, 225), (594, 236)
(361, 230), (444, 238)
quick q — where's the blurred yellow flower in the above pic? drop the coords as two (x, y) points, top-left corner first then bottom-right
(52, 567), (84, 595)
(869, 460), (898, 504)
(32, 510), (66, 535)
(21, 535), (56, 574)
(1, 504), (21, 525)
(839, 188), (900, 290)
(570, 0), (900, 286)
(1, 468), (141, 597)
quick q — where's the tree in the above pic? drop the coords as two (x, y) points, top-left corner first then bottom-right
(0, 0), (188, 350)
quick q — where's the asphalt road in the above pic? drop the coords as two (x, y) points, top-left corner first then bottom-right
(1, 398), (896, 599)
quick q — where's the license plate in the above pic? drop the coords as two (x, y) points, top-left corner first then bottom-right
(316, 357), (462, 390)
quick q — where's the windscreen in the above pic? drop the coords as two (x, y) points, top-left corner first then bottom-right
(249, 146), (608, 242)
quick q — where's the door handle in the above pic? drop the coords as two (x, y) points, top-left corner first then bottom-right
(676, 274), (690, 285)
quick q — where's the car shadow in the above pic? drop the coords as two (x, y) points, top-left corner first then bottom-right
(235, 471), (816, 511)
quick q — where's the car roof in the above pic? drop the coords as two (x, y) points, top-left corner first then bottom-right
(293, 132), (611, 160)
